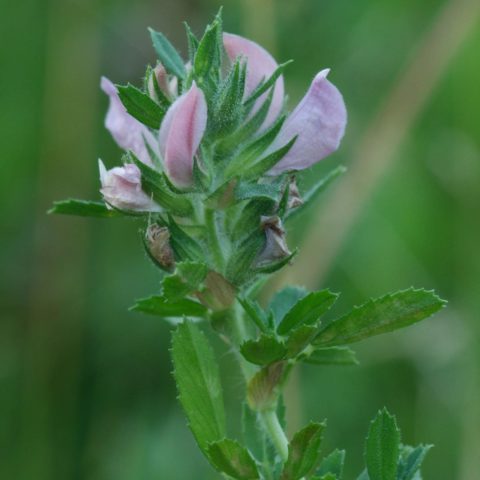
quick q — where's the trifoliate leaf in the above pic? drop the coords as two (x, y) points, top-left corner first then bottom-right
(397, 444), (432, 480)
(277, 290), (339, 336)
(365, 408), (400, 480)
(240, 334), (287, 366)
(316, 449), (346, 479)
(172, 322), (226, 454)
(130, 295), (207, 318)
(116, 83), (165, 129)
(314, 288), (446, 347)
(48, 199), (123, 218)
(149, 28), (186, 79)
(207, 438), (260, 479)
(281, 422), (326, 480)
(301, 346), (359, 366)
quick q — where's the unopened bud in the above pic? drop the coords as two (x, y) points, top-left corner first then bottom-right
(145, 225), (175, 271)
(256, 216), (291, 265)
(148, 63), (178, 100)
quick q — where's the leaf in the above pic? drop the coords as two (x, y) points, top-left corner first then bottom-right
(397, 444), (432, 480)
(365, 408), (400, 480)
(171, 322), (226, 453)
(116, 84), (165, 129)
(149, 28), (186, 79)
(130, 295), (207, 318)
(240, 335), (287, 366)
(316, 449), (346, 479)
(314, 288), (446, 347)
(167, 214), (205, 261)
(277, 290), (339, 336)
(162, 261), (208, 300)
(238, 297), (269, 333)
(48, 199), (123, 218)
(302, 346), (359, 366)
(207, 438), (260, 480)
(281, 422), (326, 480)
(184, 22), (199, 62)
(234, 179), (284, 203)
(285, 324), (319, 358)
(269, 286), (308, 326)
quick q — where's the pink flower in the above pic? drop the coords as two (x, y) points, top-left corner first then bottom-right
(159, 82), (207, 188)
(98, 160), (160, 212)
(147, 63), (178, 100)
(223, 32), (284, 130)
(268, 69), (347, 175)
(101, 77), (158, 166)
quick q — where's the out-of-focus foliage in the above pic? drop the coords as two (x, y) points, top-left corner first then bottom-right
(1, 0), (479, 479)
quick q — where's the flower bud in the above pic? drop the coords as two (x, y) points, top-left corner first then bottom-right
(223, 32), (284, 130)
(159, 81), (207, 188)
(147, 63), (178, 100)
(257, 216), (291, 265)
(145, 224), (175, 271)
(101, 77), (158, 166)
(98, 160), (160, 212)
(268, 69), (347, 175)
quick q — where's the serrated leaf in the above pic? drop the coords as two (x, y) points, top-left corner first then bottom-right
(285, 324), (319, 357)
(314, 288), (446, 347)
(281, 422), (326, 480)
(207, 438), (260, 479)
(277, 290), (339, 336)
(365, 408), (400, 480)
(397, 444), (432, 480)
(130, 295), (207, 318)
(162, 261), (208, 300)
(316, 449), (345, 479)
(269, 286), (308, 326)
(149, 28), (186, 79)
(302, 346), (359, 366)
(172, 322), (226, 454)
(241, 335), (287, 366)
(48, 199), (123, 218)
(116, 84), (165, 129)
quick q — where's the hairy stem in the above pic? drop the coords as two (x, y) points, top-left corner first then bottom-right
(261, 409), (289, 462)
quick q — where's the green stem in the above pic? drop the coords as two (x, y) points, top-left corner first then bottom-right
(205, 208), (225, 272)
(261, 409), (289, 462)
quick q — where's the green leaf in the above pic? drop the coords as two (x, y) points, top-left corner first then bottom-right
(194, 10), (223, 81)
(317, 449), (345, 479)
(314, 288), (446, 347)
(365, 408), (400, 480)
(234, 179), (284, 203)
(238, 297), (269, 333)
(172, 322), (226, 453)
(242, 403), (264, 461)
(162, 261), (208, 300)
(167, 214), (205, 261)
(130, 153), (194, 216)
(207, 438), (260, 479)
(184, 22), (199, 63)
(285, 324), (319, 358)
(281, 422), (326, 480)
(116, 83), (165, 129)
(302, 346), (359, 366)
(269, 286), (308, 326)
(130, 295), (207, 318)
(149, 28), (186, 79)
(356, 470), (369, 480)
(277, 290), (339, 336)
(397, 444), (432, 480)
(48, 199), (123, 218)
(240, 334), (287, 366)
(286, 166), (346, 221)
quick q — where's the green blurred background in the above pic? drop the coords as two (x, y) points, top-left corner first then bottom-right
(1, 0), (479, 478)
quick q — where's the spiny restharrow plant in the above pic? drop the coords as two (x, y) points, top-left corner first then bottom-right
(50, 10), (445, 480)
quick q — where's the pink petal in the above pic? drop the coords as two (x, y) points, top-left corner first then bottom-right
(101, 77), (158, 165)
(159, 82), (207, 187)
(268, 69), (347, 175)
(223, 32), (284, 129)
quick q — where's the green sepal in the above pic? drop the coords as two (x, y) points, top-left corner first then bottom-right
(281, 422), (326, 480)
(230, 198), (276, 243)
(240, 334), (287, 366)
(116, 83), (165, 129)
(162, 261), (208, 300)
(234, 178), (284, 203)
(365, 408), (400, 480)
(167, 215), (205, 261)
(397, 444), (432, 480)
(149, 28), (186, 79)
(277, 290), (339, 336)
(171, 322), (226, 454)
(316, 449), (345, 479)
(129, 295), (207, 318)
(207, 438), (260, 480)
(129, 153), (194, 216)
(184, 22), (199, 63)
(301, 346), (359, 366)
(48, 199), (123, 218)
(314, 288), (446, 347)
